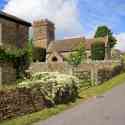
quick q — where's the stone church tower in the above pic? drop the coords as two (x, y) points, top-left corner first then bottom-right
(33, 19), (55, 49)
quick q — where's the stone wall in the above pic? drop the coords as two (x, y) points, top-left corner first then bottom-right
(0, 17), (29, 49)
(97, 68), (113, 84)
(27, 61), (123, 85)
(28, 63), (92, 83)
(0, 61), (16, 85)
(0, 61), (123, 121)
(0, 88), (45, 121)
(73, 70), (91, 84)
(28, 62), (72, 74)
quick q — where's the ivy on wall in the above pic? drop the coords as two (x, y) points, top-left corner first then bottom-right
(0, 44), (33, 79)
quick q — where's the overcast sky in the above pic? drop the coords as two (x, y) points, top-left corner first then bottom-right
(0, 0), (125, 51)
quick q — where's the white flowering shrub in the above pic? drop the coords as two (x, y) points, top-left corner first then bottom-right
(18, 72), (80, 105)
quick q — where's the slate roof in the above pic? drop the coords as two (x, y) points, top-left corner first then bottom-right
(47, 37), (108, 53)
(0, 11), (31, 26)
(47, 37), (85, 53)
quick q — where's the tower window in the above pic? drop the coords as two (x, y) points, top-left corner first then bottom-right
(52, 56), (58, 62)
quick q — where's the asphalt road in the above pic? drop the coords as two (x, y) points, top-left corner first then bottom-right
(34, 83), (125, 125)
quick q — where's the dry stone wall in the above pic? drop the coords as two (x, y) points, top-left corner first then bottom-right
(0, 61), (123, 121)
(0, 62), (16, 85)
(28, 62), (72, 74)
(0, 88), (45, 121)
(28, 61), (123, 85)
(97, 64), (124, 84)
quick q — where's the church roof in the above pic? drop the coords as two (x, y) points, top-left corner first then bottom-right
(47, 37), (85, 53)
(47, 37), (108, 53)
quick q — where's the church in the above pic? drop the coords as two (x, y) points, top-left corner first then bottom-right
(33, 19), (110, 63)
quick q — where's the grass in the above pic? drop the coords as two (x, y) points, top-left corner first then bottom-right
(0, 105), (69, 125)
(1, 72), (125, 125)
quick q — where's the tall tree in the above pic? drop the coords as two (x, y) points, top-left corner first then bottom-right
(94, 26), (117, 48)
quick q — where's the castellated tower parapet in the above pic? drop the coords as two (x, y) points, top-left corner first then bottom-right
(33, 19), (55, 49)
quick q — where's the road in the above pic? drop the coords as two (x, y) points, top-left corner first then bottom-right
(34, 83), (125, 125)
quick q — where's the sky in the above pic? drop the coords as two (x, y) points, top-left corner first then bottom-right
(0, 0), (125, 51)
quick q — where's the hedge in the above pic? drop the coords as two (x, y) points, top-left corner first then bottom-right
(19, 72), (80, 105)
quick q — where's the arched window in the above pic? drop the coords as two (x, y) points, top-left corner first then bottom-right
(52, 56), (58, 62)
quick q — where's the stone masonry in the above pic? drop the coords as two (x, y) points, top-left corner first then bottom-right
(0, 18), (29, 49)
(33, 19), (55, 49)
(0, 88), (45, 121)
(0, 11), (31, 84)
(27, 61), (123, 85)
(0, 61), (16, 85)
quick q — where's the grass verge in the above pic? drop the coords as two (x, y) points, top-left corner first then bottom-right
(1, 73), (125, 125)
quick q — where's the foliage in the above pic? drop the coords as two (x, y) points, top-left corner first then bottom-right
(14, 41), (34, 79)
(67, 42), (86, 65)
(91, 41), (105, 60)
(26, 39), (33, 62)
(94, 25), (117, 48)
(80, 72), (125, 97)
(18, 72), (80, 104)
(2, 73), (125, 125)
(14, 50), (30, 79)
(0, 47), (19, 61)
(33, 47), (46, 62)
(0, 105), (69, 125)
(0, 39), (33, 79)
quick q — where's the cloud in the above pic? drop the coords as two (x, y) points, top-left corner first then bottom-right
(78, 0), (125, 36)
(115, 33), (125, 52)
(3, 0), (125, 51)
(3, 0), (84, 39)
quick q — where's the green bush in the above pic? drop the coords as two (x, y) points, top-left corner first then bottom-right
(91, 41), (105, 60)
(18, 72), (80, 105)
(67, 42), (86, 66)
(33, 47), (46, 62)
(0, 44), (33, 79)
